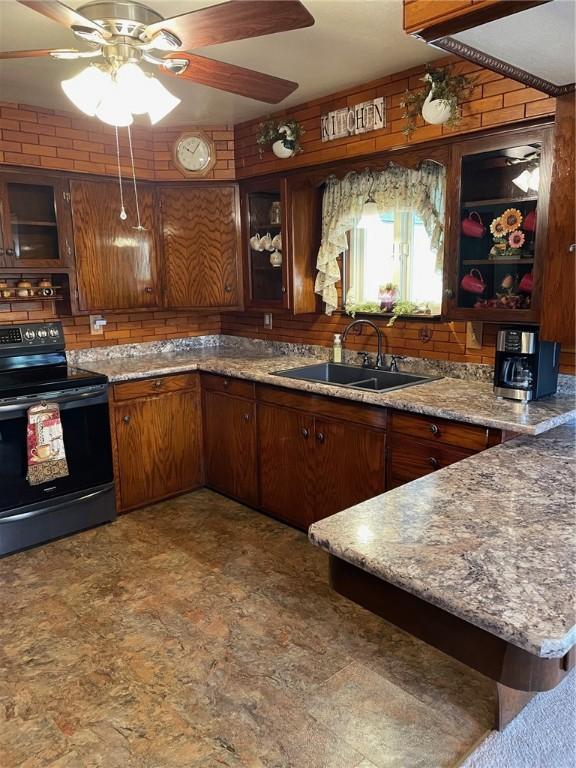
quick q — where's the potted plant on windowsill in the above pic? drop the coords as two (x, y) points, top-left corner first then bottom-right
(401, 65), (474, 138)
(256, 119), (305, 159)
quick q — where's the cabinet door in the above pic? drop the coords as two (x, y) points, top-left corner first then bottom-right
(114, 390), (202, 511)
(71, 179), (160, 311)
(257, 402), (314, 529)
(312, 418), (386, 523)
(161, 186), (240, 308)
(0, 174), (73, 268)
(203, 390), (258, 507)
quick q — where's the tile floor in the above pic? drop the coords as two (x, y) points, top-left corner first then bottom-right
(0, 490), (496, 768)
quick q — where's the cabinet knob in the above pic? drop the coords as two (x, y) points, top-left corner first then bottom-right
(429, 456), (439, 469)
(224, 284), (233, 293)
(6, 248), (15, 257)
(223, 379), (229, 387)
(316, 432), (325, 444)
(429, 424), (439, 435)
(0, 248), (4, 256)
(570, 244), (576, 253)
(123, 415), (131, 424)
(145, 287), (153, 293)
(242, 413), (250, 422)
(281, 286), (287, 294)
(301, 427), (309, 439)
(154, 380), (163, 388)
(444, 288), (454, 299)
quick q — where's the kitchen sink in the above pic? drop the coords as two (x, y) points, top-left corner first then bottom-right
(273, 363), (440, 392)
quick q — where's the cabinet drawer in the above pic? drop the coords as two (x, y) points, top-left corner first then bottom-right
(112, 373), (198, 402)
(388, 435), (475, 488)
(201, 373), (255, 400)
(390, 411), (489, 451)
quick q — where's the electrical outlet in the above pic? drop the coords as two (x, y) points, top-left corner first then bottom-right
(89, 315), (107, 335)
(263, 313), (273, 329)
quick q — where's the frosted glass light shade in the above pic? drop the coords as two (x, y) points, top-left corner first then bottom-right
(146, 76), (181, 125)
(116, 63), (151, 115)
(95, 80), (133, 127)
(61, 66), (112, 116)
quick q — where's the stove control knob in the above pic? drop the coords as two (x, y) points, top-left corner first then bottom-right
(24, 329), (36, 340)
(48, 328), (59, 337)
(37, 329), (48, 338)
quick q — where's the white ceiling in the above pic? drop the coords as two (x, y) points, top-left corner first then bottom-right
(0, 0), (442, 126)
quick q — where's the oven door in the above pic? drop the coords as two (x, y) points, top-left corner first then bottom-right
(0, 386), (114, 514)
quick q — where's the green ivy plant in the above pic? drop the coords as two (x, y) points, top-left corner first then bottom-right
(345, 299), (430, 326)
(400, 65), (474, 138)
(256, 118), (305, 158)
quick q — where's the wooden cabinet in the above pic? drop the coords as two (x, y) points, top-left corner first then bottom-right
(202, 374), (258, 507)
(160, 185), (241, 309)
(111, 374), (203, 512)
(404, 0), (504, 35)
(387, 410), (500, 489)
(70, 179), (160, 311)
(444, 126), (553, 323)
(257, 386), (386, 529)
(0, 171), (73, 268)
(240, 176), (318, 313)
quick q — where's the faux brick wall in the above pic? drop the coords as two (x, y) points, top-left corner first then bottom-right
(0, 102), (235, 181)
(235, 55), (555, 177)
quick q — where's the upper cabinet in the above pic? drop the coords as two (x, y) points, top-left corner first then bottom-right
(0, 172), (73, 269)
(160, 185), (241, 309)
(404, 0), (500, 34)
(240, 176), (318, 314)
(70, 179), (160, 311)
(444, 126), (552, 323)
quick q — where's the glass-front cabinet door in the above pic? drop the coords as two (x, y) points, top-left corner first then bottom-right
(446, 127), (552, 322)
(0, 173), (73, 268)
(242, 177), (288, 309)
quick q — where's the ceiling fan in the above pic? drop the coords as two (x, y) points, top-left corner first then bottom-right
(0, 0), (315, 125)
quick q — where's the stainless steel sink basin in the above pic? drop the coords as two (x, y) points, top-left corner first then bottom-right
(273, 363), (440, 392)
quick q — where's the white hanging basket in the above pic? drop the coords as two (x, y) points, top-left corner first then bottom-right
(421, 93), (452, 126)
(272, 140), (295, 159)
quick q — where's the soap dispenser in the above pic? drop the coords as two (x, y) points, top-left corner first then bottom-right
(332, 333), (342, 363)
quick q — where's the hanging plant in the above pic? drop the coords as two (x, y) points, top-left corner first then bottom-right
(256, 118), (305, 159)
(400, 65), (474, 138)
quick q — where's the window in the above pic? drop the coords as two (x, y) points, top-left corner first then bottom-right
(345, 210), (443, 314)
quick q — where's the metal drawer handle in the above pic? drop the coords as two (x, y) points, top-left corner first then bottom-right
(316, 432), (325, 444)
(242, 413), (250, 422)
(123, 415), (131, 424)
(301, 427), (309, 439)
(429, 424), (439, 435)
(429, 456), (439, 469)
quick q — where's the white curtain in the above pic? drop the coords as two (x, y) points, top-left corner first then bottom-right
(314, 161), (446, 314)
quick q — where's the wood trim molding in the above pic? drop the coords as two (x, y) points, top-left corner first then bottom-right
(432, 37), (575, 97)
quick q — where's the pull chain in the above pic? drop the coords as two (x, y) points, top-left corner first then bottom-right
(127, 124), (145, 231)
(115, 126), (127, 221)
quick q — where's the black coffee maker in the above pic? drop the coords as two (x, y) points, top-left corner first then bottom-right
(494, 327), (559, 401)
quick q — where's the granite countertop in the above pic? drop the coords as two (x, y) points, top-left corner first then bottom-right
(78, 348), (576, 435)
(309, 421), (576, 659)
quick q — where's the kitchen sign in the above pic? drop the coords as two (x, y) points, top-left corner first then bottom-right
(321, 97), (385, 142)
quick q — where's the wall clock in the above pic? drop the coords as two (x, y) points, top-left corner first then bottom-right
(173, 131), (217, 177)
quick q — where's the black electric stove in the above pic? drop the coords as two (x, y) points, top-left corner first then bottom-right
(0, 321), (116, 556)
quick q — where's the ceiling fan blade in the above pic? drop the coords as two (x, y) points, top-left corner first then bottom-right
(162, 53), (298, 104)
(0, 48), (77, 59)
(145, 1), (314, 50)
(17, 1), (112, 38)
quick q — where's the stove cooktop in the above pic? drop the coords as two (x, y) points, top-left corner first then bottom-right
(0, 364), (108, 399)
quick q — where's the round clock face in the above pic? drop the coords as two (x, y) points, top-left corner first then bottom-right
(174, 133), (214, 175)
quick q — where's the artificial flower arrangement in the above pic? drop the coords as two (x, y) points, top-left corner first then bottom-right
(488, 208), (527, 259)
(400, 65), (474, 138)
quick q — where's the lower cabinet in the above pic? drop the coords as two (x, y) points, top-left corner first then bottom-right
(387, 410), (502, 489)
(202, 375), (258, 507)
(257, 387), (386, 529)
(111, 374), (203, 512)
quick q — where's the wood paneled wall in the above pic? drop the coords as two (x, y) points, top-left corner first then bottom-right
(235, 55), (555, 178)
(0, 102), (234, 181)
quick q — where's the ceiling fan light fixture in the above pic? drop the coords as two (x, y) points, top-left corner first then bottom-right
(116, 62), (152, 114)
(142, 30), (182, 52)
(146, 76), (181, 125)
(61, 65), (112, 116)
(95, 79), (133, 127)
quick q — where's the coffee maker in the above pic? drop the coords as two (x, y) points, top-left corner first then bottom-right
(494, 328), (559, 401)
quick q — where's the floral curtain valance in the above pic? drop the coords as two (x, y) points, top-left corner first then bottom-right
(314, 161), (446, 314)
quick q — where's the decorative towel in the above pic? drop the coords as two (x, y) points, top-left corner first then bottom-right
(27, 402), (69, 486)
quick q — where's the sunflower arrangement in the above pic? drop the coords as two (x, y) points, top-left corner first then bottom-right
(488, 208), (528, 260)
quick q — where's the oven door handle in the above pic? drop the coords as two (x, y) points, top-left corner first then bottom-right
(0, 386), (108, 418)
(0, 488), (111, 523)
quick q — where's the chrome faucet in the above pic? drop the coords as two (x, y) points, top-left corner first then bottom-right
(341, 319), (386, 370)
